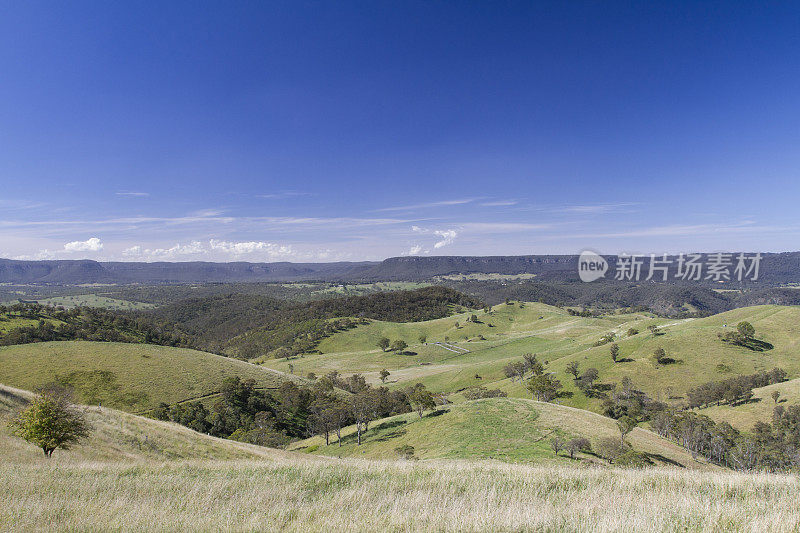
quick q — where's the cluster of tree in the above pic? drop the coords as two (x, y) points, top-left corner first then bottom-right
(602, 377), (667, 421)
(0, 304), (188, 348)
(152, 375), (440, 448)
(650, 408), (800, 472)
(686, 368), (787, 409)
(462, 387), (507, 400)
(565, 363), (602, 396)
(718, 321), (772, 351)
(377, 337), (408, 353)
(503, 353), (543, 382)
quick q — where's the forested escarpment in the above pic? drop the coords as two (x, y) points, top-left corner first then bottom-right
(0, 287), (482, 358)
(150, 286), (483, 357)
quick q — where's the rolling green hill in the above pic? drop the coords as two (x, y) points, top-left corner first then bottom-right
(262, 302), (672, 396)
(263, 303), (800, 427)
(0, 341), (305, 412)
(0, 383), (292, 463)
(292, 397), (714, 470)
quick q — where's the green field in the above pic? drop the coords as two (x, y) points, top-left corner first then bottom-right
(292, 397), (713, 469)
(0, 341), (305, 412)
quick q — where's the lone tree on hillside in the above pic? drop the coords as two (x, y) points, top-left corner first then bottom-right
(527, 374), (562, 402)
(10, 387), (90, 458)
(550, 436), (566, 456)
(610, 343), (619, 363)
(379, 369), (391, 383)
(390, 340), (408, 353)
(566, 361), (580, 380)
(407, 384), (436, 418)
(617, 415), (636, 445)
(772, 390), (781, 404)
(567, 437), (591, 459)
(418, 334), (427, 344)
(377, 337), (390, 352)
(737, 321), (755, 339)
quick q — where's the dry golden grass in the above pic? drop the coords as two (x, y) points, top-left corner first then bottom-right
(2, 459), (800, 532)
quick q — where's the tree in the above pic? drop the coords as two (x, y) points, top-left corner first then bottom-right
(470, 314), (478, 323)
(610, 343), (619, 363)
(566, 361), (580, 380)
(772, 390), (781, 404)
(10, 388), (90, 458)
(377, 337), (390, 352)
(527, 374), (562, 402)
(653, 347), (667, 365)
(567, 437), (591, 459)
(418, 334), (427, 344)
(407, 384), (436, 418)
(350, 391), (376, 445)
(523, 353), (543, 376)
(596, 437), (626, 464)
(737, 321), (755, 339)
(617, 415), (636, 445)
(648, 324), (662, 336)
(379, 369), (391, 383)
(627, 328), (639, 336)
(550, 436), (566, 456)
(390, 340), (408, 353)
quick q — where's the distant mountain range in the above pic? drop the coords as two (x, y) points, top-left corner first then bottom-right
(1, 252), (799, 285)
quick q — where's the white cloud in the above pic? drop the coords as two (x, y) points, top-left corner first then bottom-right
(406, 245), (424, 255)
(64, 237), (103, 252)
(115, 191), (149, 198)
(433, 229), (458, 249)
(209, 239), (294, 258)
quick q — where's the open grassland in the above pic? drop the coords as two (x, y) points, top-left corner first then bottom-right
(0, 384), (289, 463)
(292, 397), (714, 470)
(2, 459), (799, 532)
(0, 341), (304, 412)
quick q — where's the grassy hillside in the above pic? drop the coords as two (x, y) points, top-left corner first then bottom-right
(0, 384), (289, 463)
(698, 377), (800, 430)
(266, 303), (800, 421)
(0, 341), (305, 412)
(292, 397), (713, 469)
(263, 302), (672, 396)
(4, 458), (797, 531)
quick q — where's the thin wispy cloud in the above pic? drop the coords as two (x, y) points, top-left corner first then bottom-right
(373, 198), (479, 212)
(480, 200), (518, 207)
(115, 191), (150, 198)
(560, 203), (640, 214)
(257, 191), (311, 199)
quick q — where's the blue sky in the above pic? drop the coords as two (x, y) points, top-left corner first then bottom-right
(1, 2), (800, 262)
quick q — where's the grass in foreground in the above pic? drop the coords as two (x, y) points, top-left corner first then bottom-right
(2, 459), (799, 532)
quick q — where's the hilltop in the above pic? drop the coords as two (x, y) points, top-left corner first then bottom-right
(292, 397), (713, 469)
(0, 341), (304, 412)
